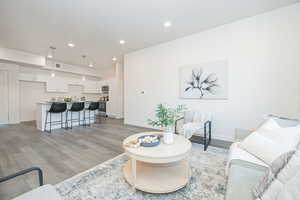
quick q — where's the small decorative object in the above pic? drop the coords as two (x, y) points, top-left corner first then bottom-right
(138, 135), (160, 147)
(81, 96), (86, 101)
(148, 104), (186, 144)
(124, 139), (140, 148)
(64, 97), (72, 102)
(179, 60), (228, 99)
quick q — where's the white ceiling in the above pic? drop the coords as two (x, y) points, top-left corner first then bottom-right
(0, 0), (298, 69)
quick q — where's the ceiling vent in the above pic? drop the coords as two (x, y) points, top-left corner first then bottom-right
(55, 63), (61, 68)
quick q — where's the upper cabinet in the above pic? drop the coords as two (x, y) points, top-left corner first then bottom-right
(83, 81), (101, 94)
(46, 79), (68, 93)
(19, 72), (106, 94)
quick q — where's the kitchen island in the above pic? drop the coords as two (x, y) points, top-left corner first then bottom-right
(36, 102), (98, 131)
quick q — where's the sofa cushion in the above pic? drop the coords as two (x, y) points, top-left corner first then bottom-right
(276, 170), (300, 200)
(240, 131), (292, 165)
(258, 149), (300, 200)
(13, 184), (62, 200)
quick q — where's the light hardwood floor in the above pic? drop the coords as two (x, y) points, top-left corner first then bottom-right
(0, 118), (231, 200)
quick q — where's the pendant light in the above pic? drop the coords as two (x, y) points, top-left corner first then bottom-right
(47, 46), (56, 58)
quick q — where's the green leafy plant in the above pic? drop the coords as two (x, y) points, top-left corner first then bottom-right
(148, 104), (186, 128)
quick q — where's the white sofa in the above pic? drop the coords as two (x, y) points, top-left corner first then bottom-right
(225, 116), (300, 200)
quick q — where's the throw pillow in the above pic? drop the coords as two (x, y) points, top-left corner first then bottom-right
(258, 127), (300, 150)
(257, 118), (280, 132)
(253, 151), (295, 199)
(239, 132), (293, 165)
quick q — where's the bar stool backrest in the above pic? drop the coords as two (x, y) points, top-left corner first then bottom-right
(88, 102), (99, 111)
(70, 102), (85, 112)
(49, 102), (67, 113)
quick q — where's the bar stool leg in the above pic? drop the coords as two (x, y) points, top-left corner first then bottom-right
(79, 112), (81, 126)
(65, 111), (68, 129)
(83, 110), (86, 126)
(89, 110), (91, 126)
(71, 112), (73, 129)
(61, 113), (63, 129)
(49, 113), (52, 133)
(44, 111), (48, 132)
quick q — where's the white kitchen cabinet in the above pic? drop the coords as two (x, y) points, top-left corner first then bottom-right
(46, 79), (68, 93)
(83, 81), (101, 94)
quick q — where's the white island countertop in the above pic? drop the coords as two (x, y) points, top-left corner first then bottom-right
(36, 101), (97, 131)
(36, 101), (94, 105)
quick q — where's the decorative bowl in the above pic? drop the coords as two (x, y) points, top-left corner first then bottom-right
(138, 135), (160, 147)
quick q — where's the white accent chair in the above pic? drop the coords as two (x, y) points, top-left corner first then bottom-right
(175, 111), (212, 150)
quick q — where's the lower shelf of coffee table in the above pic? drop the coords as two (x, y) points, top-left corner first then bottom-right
(123, 159), (191, 194)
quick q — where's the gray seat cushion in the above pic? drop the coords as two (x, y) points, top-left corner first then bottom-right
(13, 184), (62, 200)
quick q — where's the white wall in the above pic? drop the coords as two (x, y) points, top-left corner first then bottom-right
(20, 82), (99, 121)
(124, 4), (300, 141)
(0, 63), (20, 124)
(106, 62), (124, 119)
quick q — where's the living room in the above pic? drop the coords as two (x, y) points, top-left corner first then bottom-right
(0, 1), (300, 200)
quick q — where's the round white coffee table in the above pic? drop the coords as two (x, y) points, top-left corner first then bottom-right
(123, 132), (192, 193)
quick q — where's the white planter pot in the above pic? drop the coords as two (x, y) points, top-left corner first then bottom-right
(163, 126), (174, 144)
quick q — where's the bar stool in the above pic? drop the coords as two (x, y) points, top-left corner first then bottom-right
(85, 102), (99, 126)
(67, 102), (85, 129)
(44, 102), (67, 133)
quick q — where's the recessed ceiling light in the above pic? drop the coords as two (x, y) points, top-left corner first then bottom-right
(82, 76), (86, 81)
(47, 54), (53, 59)
(51, 71), (55, 77)
(119, 40), (125, 44)
(67, 42), (75, 48)
(88, 61), (94, 67)
(164, 21), (172, 27)
(112, 57), (117, 61)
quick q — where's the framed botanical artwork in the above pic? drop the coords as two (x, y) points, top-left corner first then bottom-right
(179, 60), (228, 99)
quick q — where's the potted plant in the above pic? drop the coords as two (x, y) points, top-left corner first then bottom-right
(148, 103), (186, 144)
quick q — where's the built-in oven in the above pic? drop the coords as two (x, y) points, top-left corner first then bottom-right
(102, 85), (109, 93)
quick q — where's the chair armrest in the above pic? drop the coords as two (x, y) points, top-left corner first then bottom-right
(234, 128), (254, 142)
(0, 167), (43, 186)
(175, 117), (184, 134)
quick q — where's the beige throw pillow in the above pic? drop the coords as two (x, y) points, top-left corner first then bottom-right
(256, 118), (300, 150)
(259, 127), (300, 150)
(240, 132), (292, 165)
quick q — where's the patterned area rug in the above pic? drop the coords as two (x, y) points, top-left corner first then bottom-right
(56, 143), (228, 200)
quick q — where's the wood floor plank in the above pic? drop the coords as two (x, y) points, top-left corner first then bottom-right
(0, 118), (230, 200)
